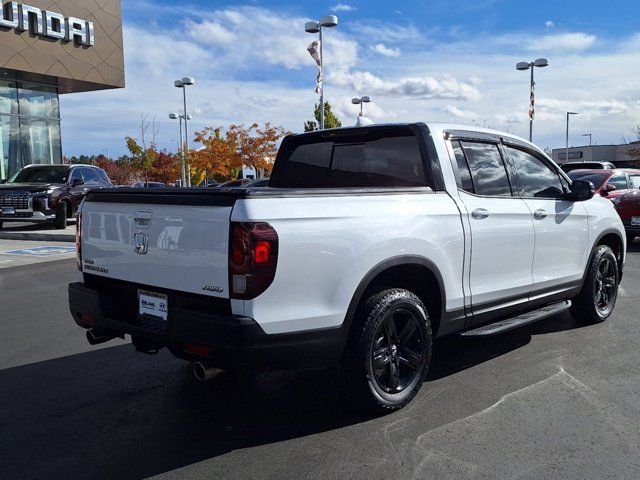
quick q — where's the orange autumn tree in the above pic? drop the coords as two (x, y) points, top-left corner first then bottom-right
(192, 127), (241, 184)
(227, 123), (289, 178)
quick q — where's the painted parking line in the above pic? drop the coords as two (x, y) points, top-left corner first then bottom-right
(1, 246), (76, 257)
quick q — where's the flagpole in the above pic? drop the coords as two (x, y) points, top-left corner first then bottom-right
(305, 16), (337, 131)
(319, 26), (324, 130)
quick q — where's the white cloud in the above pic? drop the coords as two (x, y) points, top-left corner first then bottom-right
(346, 21), (423, 43)
(530, 32), (596, 51)
(332, 71), (482, 101)
(185, 20), (236, 44)
(331, 3), (356, 12)
(371, 43), (401, 57)
(443, 105), (478, 120)
(545, 20), (555, 29)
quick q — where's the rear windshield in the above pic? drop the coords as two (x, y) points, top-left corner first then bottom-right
(567, 171), (609, 188)
(271, 127), (429, 188)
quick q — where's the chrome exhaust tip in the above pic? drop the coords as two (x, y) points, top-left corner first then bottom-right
(193, 362), (222, 381)
(86, 329), (115, 346)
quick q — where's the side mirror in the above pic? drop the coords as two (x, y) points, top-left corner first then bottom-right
(600, 183), (617, 196)
(567, 180), (595, 201)
(72, 178), (85, 187)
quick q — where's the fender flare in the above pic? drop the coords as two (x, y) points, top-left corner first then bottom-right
(337, 255), (447, 350)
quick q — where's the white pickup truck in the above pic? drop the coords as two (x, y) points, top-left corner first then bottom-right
(69, 123), (625, 411)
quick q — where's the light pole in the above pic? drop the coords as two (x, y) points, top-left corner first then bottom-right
(174, 77), (195, 186)
(351, 96), (371, 116)
(169, 112), (191, 186)
(582, 133), (592, 146)
(566, 111), (579, 163)
(305, 15), (338, 130)
(516, 58), (549, 142)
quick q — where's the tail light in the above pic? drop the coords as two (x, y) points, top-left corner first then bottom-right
(229, 222), (278, 299)
(76, 211), (82, 271)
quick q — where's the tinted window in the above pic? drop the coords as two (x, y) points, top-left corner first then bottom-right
(96, 168), (111, 183)
(273, 128), (428, 188)
(607, 174), (628, 190)
(82, 168), (101, 182)
(69, 168), (82, 183)
(451, 141), (474, 193)
(8, 166), (68, 184)
(507, 147), (564, 198)
(460, 142), (512, 196)
(567, 171), (610, 189)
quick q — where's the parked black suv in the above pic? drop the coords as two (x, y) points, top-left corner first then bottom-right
(0, 164), (112, 229)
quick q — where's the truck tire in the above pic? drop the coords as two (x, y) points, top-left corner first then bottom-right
(341, 288), (432, 413)
(54, 202), (67, 229)
(571, 245), (619, 324)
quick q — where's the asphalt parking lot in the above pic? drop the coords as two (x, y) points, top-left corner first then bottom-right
(0, 243), (639, 480)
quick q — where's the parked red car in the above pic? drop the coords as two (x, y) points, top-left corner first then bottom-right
(567, 169), (639, 200)
(612, 189), (640, 243)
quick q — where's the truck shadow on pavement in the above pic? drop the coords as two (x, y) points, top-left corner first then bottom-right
(0, 311), (590, 480)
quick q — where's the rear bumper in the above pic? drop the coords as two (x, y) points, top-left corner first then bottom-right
(68, 282), (344, 371)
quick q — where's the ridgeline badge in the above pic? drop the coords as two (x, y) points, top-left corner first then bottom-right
(0, 1), (95, 46)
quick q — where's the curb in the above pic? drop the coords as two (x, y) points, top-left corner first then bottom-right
(0, 232), (75, 242)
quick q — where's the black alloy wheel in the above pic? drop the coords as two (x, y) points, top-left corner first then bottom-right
(341, 288), (432, 412)
(371, 307), (426, 394)
(571, 244), (619, 324)
(593, 255), (617, 317)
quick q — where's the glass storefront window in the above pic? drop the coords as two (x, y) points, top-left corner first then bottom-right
(18, 83), (59, 118)
(0, 81), (61, 179)
(0, 115), (19, 179)
(19, 119), (62, 166)
(0, 81), (19, 116)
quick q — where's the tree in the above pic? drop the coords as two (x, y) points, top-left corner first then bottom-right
(152, 151), (181, 185)
(304, 102), (342, 132)
(227, 123), (289, 178)
(95, 155), (133, 185)
(125, 114), (159, 184)
(192, 127), (241, 184)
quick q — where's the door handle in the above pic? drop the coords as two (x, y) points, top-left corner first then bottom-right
(471, 208), (490, 219)
(533, 209), (548, 220)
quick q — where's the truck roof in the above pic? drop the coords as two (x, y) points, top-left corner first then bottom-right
(296, 122), (532, 147)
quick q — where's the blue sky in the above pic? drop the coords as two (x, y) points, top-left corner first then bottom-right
(60, 0), (640, 156)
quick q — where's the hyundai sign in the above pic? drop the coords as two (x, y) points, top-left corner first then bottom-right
(0, 1), (95, 46)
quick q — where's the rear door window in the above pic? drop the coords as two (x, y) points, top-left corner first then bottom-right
(460, 142), (512, 197)
(272, 127), (429, 188)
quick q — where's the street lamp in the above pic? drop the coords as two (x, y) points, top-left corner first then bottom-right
(169, 112), (192, 185)
(516, 58), (549, 142)
(305, 15), (338, 130)
(351, 96), (371, 116)
(175, 77), (195, 186)
(582, 133), (592, 146)
(566, 111), (579, 163)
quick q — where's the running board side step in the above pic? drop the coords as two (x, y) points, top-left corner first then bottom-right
(461, 300), (571, 336)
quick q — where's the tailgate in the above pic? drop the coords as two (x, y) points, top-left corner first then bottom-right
(81, 200), (232, 298)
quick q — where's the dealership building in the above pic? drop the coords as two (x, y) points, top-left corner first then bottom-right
(0, 0), (124, 179)
(551, 142), (640, 168)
